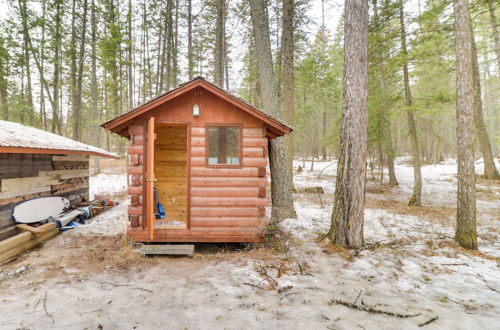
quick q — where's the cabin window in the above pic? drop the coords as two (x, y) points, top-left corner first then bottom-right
(207, 126), (240, 166)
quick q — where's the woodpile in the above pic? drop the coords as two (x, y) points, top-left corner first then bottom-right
(0, 154), (89, 229)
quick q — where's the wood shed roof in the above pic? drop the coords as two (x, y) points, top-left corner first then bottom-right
(0, 120), (119, 158)
(102, 77), (293, 138)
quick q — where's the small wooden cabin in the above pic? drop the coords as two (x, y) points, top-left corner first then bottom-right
(102, 77), (292, 243)
(0, 120), (118, 230)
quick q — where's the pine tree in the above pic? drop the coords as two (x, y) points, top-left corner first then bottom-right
(249, 0), (296, 223)
(329, 0), (368, 249)
(453, 0), (478, 250)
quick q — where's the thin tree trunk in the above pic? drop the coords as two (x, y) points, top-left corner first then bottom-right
(187, 0), (193, 79)
(322, 110), (327, 160)
(127, 0), (134, 109)
(52, 0), (63, 134)
(173, 0), (179, 87)
(453, 0), (477, 250)
(329, 0), (368, 249)
(91, 0), (101, 172)
(386, 124), (398, 185)
(214, 0), (225, 87)
(400, 1), (422, 206)
(471, 28), (500, 179)
(144, 1), (153, 97)
(486, 0), (500, 76)
(249, 0), (296, 223)
(165, 0), (173, 91)
(70, 0), (77, 138)
(0, 37), (8, 121)
(40, 1), (47, 130)
(282, 0), (294, 183)
(18, 0), (34, 126)
(72, 0), (88, 141)
(158, 7), (166, 92)
(373, 0), (397, 186)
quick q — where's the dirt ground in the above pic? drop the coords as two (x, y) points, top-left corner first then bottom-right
(0, 158), (499, 329)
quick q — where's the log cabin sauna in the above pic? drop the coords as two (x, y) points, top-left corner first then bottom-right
(102, 77), (292, 243)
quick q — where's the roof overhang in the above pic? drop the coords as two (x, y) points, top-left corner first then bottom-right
(102, 77), (293, 139)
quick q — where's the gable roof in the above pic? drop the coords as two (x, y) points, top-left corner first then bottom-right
(0, 120), (119, 158)
(102, 77), (293, 138)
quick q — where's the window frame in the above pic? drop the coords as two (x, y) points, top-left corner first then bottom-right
(205, 123), (243, 168)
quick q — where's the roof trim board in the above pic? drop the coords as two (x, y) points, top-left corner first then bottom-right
(0, 146), (120, 158)
(102, 77), (292, 137)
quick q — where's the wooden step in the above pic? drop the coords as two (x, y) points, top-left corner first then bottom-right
(139, 244), (194, 257)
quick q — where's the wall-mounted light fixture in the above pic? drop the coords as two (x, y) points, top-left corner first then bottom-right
(192, 104), (200, 117)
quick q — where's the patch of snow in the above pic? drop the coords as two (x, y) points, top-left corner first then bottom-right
(89, 173), (127, 198)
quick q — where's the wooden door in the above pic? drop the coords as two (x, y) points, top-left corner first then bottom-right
(146, 117), (155, 239)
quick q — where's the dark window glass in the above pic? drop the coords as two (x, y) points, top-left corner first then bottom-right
(207, 126), (240, 165)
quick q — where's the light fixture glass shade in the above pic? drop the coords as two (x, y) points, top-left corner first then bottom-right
(192, 104), (200, 117)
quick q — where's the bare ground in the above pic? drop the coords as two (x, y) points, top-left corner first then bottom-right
(0, 159), (499, 329)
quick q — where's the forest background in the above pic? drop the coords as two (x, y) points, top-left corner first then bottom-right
(0, 0), (498, 172)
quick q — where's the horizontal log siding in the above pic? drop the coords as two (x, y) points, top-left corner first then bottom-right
(127, 124), (144, 227)
(189, 126), (268, 236)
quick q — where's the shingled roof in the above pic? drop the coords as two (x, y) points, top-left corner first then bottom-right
(0, 120), (119, 158)
(102, 76), (293, 137)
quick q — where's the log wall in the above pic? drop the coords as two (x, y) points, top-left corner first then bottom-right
(189, 126), (268, 234)
(128, 124), (145, 228)
(0, 154), (90, 229)
(125, 88), (271, 242)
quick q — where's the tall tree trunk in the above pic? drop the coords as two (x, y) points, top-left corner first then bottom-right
(453, 0), (477, 250)
(486, 0), (500, 76)
(40, 1), (47, 130)
(322, 110), (327, 160)
(158, 8), (166, 93)
(400, 1), (422, 206)
(165, 0), (173, 91)
(249, 0), (296, 222)
(282, 0), (294, 183)
(187, 0), (193, 80)
(375, 0), (397, 186)
(214, 0), (225, 87)
(91, 0), (101, 171)
(70, 0), (77, 137)
(18, 0), (34, 126)
(329, 0), (368, 249)
(173, 0), (179, 87)
(471, 27), (500, 179)
(127, 0), (134, 109)
(0, 37), (8, 121)
(52, 0), (63, 134)
(386, 125), (398, 185)
(73, 0), (88, 141)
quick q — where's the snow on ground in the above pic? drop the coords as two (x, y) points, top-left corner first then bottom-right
(75, 173), (129, 236)
(0, 158), (499, 329)
(89, 173), (127, 201)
